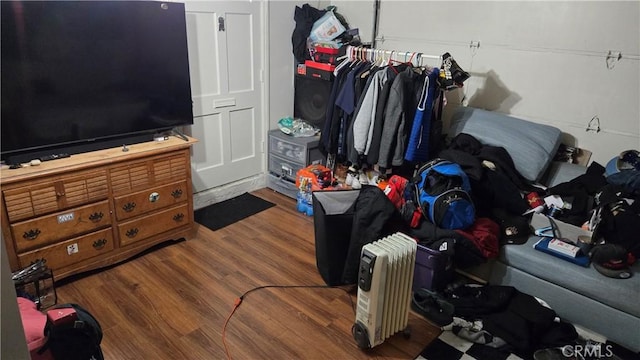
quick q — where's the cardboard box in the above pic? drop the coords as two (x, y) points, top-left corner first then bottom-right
(574, 148), (592, 166)
(555, 145), (592, 166)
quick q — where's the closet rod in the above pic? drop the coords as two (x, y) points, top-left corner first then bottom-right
(343, 45), (442, 62)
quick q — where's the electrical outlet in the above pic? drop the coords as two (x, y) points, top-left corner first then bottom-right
(470, 41), (480, 49)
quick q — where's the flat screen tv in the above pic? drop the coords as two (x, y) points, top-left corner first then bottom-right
(1, 1), (194, 165)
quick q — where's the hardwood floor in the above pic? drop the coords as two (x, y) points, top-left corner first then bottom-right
(56, 188), (440, 360)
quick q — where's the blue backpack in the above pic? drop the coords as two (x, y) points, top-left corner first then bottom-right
(414, 159), (475, 229)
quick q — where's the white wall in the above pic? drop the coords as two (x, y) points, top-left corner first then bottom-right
(333, 0), (640, 165)
(268, 1), (298, 128)
(328, 1), (376, 44)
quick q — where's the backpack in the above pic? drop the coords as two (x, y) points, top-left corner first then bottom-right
(414, 159), (475, 230)
(44, 303), (104, 360)
(590, 185), (640, 267)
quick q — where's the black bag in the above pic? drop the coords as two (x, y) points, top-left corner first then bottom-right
(591, 185), (640, 265)
(45, 303), (104, 360)
(312, 190), (359, 286)
(313, 187), (408, 285)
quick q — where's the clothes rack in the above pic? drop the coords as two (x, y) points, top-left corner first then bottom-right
(340, 45), (442, 66)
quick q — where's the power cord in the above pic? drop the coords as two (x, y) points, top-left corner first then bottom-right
(222, 284), (356, 360)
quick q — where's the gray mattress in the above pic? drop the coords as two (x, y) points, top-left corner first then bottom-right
(488, 260), (640, 352)
(498, 236), (640, 318)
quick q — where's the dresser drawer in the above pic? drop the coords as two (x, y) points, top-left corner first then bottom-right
(12, 200), (111, 253)
(118, 203), (190, 247)
(18, 228), (114, 271)
(110, 151), (189, 194)
(3, 169), (108, 222)
(113, 180), (188, 221)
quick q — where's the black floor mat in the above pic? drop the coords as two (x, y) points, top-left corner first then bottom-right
(194, 193), (276, 231)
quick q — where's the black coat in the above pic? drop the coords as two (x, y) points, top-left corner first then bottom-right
(341, 186), (408, 284)
(292, 4), (325, 63)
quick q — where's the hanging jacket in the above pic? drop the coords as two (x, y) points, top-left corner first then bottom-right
(319, 65), (351, 156)
(334, 63), (368, 158)
(346, 65), (381, 165)
(352, 68), (389, 157)
(405, 67), (440, 162)
(377, 67), (425, 170)
(367, 66), (404, 165)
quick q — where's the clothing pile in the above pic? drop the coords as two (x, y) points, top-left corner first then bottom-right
(319, 51), (468, 177)
(533, 151), (640, 279)
(413, 284), (580, 359)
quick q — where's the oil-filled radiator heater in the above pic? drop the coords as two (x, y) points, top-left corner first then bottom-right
(352, 232), (417, 349)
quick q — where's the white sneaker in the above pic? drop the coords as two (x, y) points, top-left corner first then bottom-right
(345, 172), (355, 186)
(359, 172), (368, 185)
(351, 177), (362, 189)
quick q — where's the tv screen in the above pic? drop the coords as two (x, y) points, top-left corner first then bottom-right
(1, 1), (194, 164)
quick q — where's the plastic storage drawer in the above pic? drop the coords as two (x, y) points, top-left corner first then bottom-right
(269, 135), (308, 163)
(267, 172), (298, 199)
(269, 154), (304, 182)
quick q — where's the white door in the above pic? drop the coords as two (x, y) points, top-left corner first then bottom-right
(185, 1), (263, 193)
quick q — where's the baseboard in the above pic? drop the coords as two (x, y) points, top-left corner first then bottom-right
(193, 174), (267, 211)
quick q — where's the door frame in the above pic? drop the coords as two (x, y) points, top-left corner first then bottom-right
(192, 1), (271, 210)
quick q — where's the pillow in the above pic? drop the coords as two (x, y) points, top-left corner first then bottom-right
(449, 106), (562, 182)
(17, 297), (48, 352)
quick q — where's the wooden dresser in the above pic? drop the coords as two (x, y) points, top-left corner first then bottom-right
(1, 137), (197, 281)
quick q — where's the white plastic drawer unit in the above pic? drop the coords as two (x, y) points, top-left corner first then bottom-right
(267, 129), (325, 199)
(267, 129), (324, 165)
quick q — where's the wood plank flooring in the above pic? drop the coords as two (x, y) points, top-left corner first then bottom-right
(55, 188), (440, 359)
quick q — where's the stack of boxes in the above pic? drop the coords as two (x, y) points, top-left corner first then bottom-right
(297, 44), (339, 80)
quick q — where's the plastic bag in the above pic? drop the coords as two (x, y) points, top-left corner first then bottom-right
(278, 117), (320, 137)
(308, 11), (345, 42)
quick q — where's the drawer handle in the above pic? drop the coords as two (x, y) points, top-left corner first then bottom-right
(89, 212), (104, 222)
(149, 192), (160, 203)
(23, 229), (41, 241)
(173, 213), (185, 222)
(93, 238), (108, 250)
(56, 191), (66, 198)
(122, 202), (136, 212)
(125, 228), (139, 238)
(171, 189), (183, 199)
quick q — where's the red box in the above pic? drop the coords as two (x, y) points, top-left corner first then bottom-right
(47, 307), (77, 326)
(303, 60), (335, 81)
(314, 45), (339, 55)
(313, 46), (340, 64)
(305, 60), (335, 72)
(413, 244), (453, 291)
